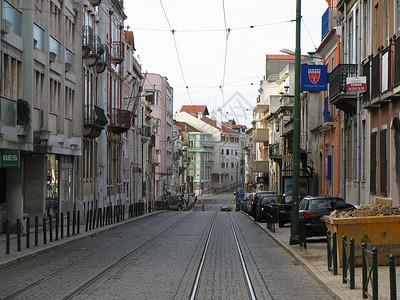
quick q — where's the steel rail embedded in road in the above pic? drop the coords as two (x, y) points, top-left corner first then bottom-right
(229, 214), (257, 300)
(2, 212), (192, 300)
(189, 212), (217, 300)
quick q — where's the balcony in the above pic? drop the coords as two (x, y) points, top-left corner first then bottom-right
(323, 109), (334, 127)
(269, 143), (282, 159)
(253, 128), (269, 143)
(84, 105), (108, 138)
(253, 103), (269, 114)
(96, 44), (109, 73)
(329, 64), (358, 113)
(252, 160), (269, 173)
(82, 25), (94, 58)
(88, 0), (102, 6)
(110, 108), (131, 134)
(321, 8), (339, 40)
(141, 125), (151, 140)
(112, 41), (125, 64)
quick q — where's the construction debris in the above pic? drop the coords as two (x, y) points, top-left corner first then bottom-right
(330, 204), (400, 218)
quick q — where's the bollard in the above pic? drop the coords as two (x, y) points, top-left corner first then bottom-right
(89, 209), (93, 230)
(389, 254), (397, 300)
(26, 216), (30, 249)
(92, 208), (96, 229)
(77, 211), (80, 234)
(60, 213), (64, 239)
(55, 213), (59, 240)
(103, 207), (106, 226)
(67, 211), (70, 237)
(16, 218), (21, 252)
(85, 210), (89, 231)
(49, 215), (53, 242)
(43, 217), (47, 244)
(97, 208), (101, 228)
(35, 216), (38, 246)
(72, 210), (76, 235)
(6, 219), (10, 254)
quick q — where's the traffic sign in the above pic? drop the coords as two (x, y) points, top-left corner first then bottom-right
(247, 182), (254, 187)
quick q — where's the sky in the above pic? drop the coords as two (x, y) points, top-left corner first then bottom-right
(124, 1), (329, 127)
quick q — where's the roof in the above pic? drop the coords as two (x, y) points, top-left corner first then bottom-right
(180, 105), (209, 115)
(174, 121), (201, 133)
(200, 115), (237, 134)
(124, 31), (135, 50)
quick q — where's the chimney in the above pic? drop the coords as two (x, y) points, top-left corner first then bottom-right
(216, 108), (222, 128)
(198, 112), (203, 120)
(211, 110), (216, 121)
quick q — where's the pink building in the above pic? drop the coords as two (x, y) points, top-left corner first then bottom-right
(143, 74), (174, 197)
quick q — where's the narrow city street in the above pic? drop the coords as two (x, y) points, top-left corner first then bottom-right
(0, 192), (333, 300)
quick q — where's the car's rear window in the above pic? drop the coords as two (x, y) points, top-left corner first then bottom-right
(261, 195), (277, 204)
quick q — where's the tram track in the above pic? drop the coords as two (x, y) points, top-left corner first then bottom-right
(189, 212), (257, 300)
(2, 212), (192, 300)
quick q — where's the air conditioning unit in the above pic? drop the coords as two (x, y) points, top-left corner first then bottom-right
(65, 62), (72, 72)
(49, 52), (57, 63)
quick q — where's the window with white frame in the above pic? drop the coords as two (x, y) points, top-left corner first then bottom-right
(34, 70), (44, 108)
(1, 53), (22, 100)
(49, 78), (60, 114)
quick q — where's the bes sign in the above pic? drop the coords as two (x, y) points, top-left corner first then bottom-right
(1, 150), (20, 168)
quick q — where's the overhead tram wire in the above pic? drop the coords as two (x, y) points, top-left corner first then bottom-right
(220, 0), (230, 116)
(302, 18), (317, 50)
(159, 0), (194, 105)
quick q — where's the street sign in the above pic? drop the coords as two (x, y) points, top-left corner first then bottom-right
(346, 76), (367, 92)
(247, 182), (254, 187)
(1, 150), (20, 168)
(283, 154), (293, 162)
(301, 65), (328, 91)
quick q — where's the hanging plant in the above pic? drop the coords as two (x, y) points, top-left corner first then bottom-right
(17, 99), (31, 128)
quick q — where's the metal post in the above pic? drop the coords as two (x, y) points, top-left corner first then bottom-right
(73, 210), (76, 235)
(6, 219), (10, 254)
(26, 216), (30, 249)
(61, 213), (64, 239)
(43, 217), (47, 244)
(67, 211), (70, 237)
(290, 0), (301, 245)
(350, 238), (355, 289)
(55, 213), (59, 240)
(16, 218), (21, 251)
(389, 254), (397, 300)
(49, 215), (53, 242)
(333, 232), (338, 275)
(362, 243), (367, 298)
(35, 216), (38, 246)
(372, 247), (378, 300)
(77, 210), (80, 234)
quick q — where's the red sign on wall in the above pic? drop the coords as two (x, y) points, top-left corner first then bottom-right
(247, 182), (254, 187)
(346, 77), (367, 92)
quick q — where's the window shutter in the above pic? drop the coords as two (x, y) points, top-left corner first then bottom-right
(380, 129), (387, 195)
(370, 132), (377, 194)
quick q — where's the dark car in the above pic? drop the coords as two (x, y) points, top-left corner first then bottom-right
(155, 195), (185, 211)
(250, 191), (275, 218)
(278, 192), (310, 227)
(221, 205), (232, 212)
(299, 196), (355, 237)
(254, 194), (281, 222)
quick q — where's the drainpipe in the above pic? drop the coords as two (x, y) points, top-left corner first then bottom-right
(357, 1), (362, 206)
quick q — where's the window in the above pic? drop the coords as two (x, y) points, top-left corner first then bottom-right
(380, 129), (387, 195)
(235, 150), (238, 156)
(33, 0), (44, 26)
(374, 4), (380, 51)
(370, 131), (377, 193)
(65, 87), (74, 120)
(226, 149), (229, 155)
(34, 70), (44, 108)
(362, 120), (366, 180)
(384, 0), (389, 46)
(231, 162), (234, 168)
(189, 140), (194, 148)
(65, 16), (75, 51)
(1, 53), (22, 100)
(50, 1), (62, 41)
(352, 123), (357, 179)
(221, 149), (224, 155)
(50, 79), (61, 114)
(363, 0), (368, 59)
(348, 16), (353, 62)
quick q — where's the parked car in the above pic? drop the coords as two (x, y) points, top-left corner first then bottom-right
(254, 194), (281, 222)
(242, 192), (254, 213)
(221, 205), (232, 212)
(278, 192), (310, 227)
(250, 191), (275, 218)
(299, 196), (355, 237)
(155, 195), (185, 211)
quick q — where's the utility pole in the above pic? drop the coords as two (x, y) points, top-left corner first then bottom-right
(290, 0), (301, 245)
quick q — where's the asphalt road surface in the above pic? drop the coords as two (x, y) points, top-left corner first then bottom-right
(0, 191), (334, 300)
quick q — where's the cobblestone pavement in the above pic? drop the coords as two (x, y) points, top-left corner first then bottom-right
(1, 192), (397, 299)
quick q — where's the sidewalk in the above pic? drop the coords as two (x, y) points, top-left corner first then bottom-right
(0, 211), (161, 269)
(255, 220), (398, 300)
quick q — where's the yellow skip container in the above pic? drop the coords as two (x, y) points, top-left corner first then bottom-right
(325, 215), (400, 266)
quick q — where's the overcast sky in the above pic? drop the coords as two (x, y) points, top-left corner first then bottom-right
(124, 1), (328, 127)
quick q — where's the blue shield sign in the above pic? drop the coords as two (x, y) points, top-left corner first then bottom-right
(301, 65), (327, 91)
